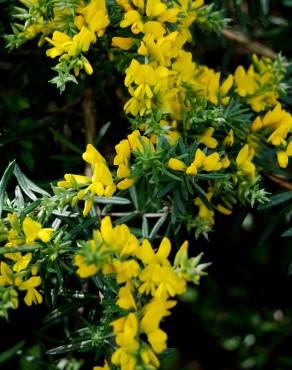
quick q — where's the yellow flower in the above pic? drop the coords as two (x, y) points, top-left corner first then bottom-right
(198, 127), (218, 149)
(68, 26), (96, 56)
(22, 217), (54, 244)
(93, 360), (110, 370)
(140, 346), (160, 367)
(221, 155), (230, 169)
(216, 204), (232, 215)
(236, 144), (256, 177)
(139, 262), (186, 299)
(111, 313), (139, 361)
(81, 55), (94, 75)
(78, 0), (110, 37)
(194, 192), (214, 226)
(13, 253), (32, 273)
(117, 178), (136, 190)
(114, 139), (131, 165)
(45, 31), (72, 58)
(251, 116), (263, 132)
(75, 255), (98, 278)
(223, 129), (234, 147)
(0, 262), (14, 286)
(57, 174), (91, 188)
(137, 238), (171, 265)
(174, 241), (189, 267)
(120, 10), (143, 34)
(286, 141), (292, 156)
(112, 37), (137, 50)
(140, 298), (176, 352)
(113, 260), (140, 284)
(186, 148), (222, 175)
(220, 74), (233, 105)
(167, 158), (186, 172)
(234, 65), (257, 97)
(203, 152), (222, 171)
(117, 284), (137, 310)
(83, 143), (106, 165)
(277, 151), (289, 168)
(146, 0), (167, 17)
(18, 276), (43, 306)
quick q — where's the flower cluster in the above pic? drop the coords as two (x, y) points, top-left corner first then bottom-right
(46, 0), (109, 76)
(5, 2), (292, 240)
(57, 144), (117, 216)
(234, 54), (285, 112)
(0, 213), (53, 313)
(75, 216), (208, 370)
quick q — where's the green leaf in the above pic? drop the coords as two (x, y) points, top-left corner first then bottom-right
(0, 160), (15, 217)
(13, 164), (50, 199)
(283, 0), (292, 6)
(46, 340), (93, 355)
(157, 181), (175, 198)
(114, 212), (136, 225)
(160, 167), (182, 181)
(282, 227), (292, 237)
(260, 0), (269, 15)
(15, 185), (24, 209)
(49, 128), (83, 154)
(197, 173), (228, 180)
(193, 181), (212, 210)
(63, 217), (98, 241)
(149, 212), (168, 240)
(44, 300), (94, 324)
(0, 340), (25, 364)
(142, 215), (149, 238)
(94, 121), (112, 147)
(129, 185), (139, 210)
(258, 191), (292, 210)
(94, 196), (131, 205)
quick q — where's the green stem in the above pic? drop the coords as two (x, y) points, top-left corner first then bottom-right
(0, 245), (41, 255)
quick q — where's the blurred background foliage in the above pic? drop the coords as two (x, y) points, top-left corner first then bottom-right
(1, 0), (292, 369)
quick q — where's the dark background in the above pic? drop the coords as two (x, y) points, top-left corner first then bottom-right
(1, 1), (292, 369)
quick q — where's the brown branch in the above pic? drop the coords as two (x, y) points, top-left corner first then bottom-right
(82, 87), (96, 177)
(262, 171), (292, 190)
(82, 87), (96, 145)
(223, 28), (278, 59)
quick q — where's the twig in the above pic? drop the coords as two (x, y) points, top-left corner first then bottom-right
(223, 28), (277, 59)
(100, 207), (170, 218)
(0, 245), (41, 254)
(82, 87), (96, 177)
(82, 87), (96, 146)
(262, 171), (292, 190)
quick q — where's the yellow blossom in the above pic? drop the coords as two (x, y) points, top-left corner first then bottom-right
(22, 217), (54, 244)
(93, 360), (110, 370)
(277, 151), (289, 168)
(199, 127), (218, 149)
(167, 158), (186, 172)
(117, 284), (137, 310)
(18, 276), (43, 306)
(223, 129), (234, 146)
(112, 37), (136, 50)
(45, 31), (72, 58)
(236, 144), (256, 177)
(75, 255), (98, 278)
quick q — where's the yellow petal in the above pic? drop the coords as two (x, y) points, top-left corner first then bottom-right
(37, 228), (54, 243)
(277, 151), (289, 168)
(167, 158), (186, 172)
(23, 217), (42, 244)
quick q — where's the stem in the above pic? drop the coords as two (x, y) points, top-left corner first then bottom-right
(0, 245), (41, 255)
(223, 28), (277, 59)
(101, 211), (170, 218)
